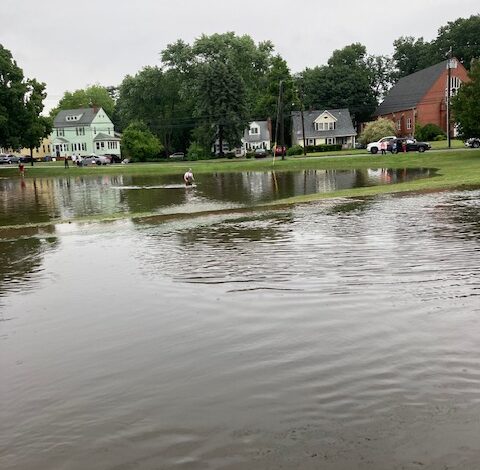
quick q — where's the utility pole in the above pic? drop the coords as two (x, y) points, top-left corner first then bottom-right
(279, 81), (285, 160)
(298, 83), (307, 156)
(446, 47), (453, 149)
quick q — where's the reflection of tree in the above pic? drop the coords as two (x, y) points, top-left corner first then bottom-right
(0, 227), (58, 299)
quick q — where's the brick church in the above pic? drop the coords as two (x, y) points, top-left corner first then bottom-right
(374, 58), (470, 137)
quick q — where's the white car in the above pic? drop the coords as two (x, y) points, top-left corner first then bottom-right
(367, 136), (396, 154)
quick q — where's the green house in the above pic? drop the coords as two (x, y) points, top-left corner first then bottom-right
(51, 107), (121, 158)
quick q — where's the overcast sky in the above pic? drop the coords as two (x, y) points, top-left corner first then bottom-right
(1, 0), (478, 112)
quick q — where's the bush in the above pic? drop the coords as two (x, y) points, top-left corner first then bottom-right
(305, 144), (343, 153)
(286, 144), (304, 156)
(415, 123), (446, 141)
(246, 152), (253, 159)
(433, 134), (447, 141)
(359, 118), (396, 145)
(121, 121), (163, 162)
(186, 141), (209, 161)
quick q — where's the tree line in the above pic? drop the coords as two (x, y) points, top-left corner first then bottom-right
(1, 14), (479, 161)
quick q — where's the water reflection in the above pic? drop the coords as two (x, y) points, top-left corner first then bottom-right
(0, 168), (435, 228)
(1, 189), (480, 470)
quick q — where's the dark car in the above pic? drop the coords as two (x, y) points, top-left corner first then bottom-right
(254, 148), (268, 158)
(389, 138), (431, 153)
(465, 137), (480, 148)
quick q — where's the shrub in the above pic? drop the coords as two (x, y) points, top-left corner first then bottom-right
(246, 152), (254, 159)
(305, 144), (343, 153)
(121, 121), (163, 162)
(286, 144), (304, 156)
(359, 118), (396, 145)
(434, 134), (447, 141)
(415, 123), (446, 141)
(186, 142), (209, 161)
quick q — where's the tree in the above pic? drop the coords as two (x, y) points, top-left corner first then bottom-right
(161, 33), (277, 151)
(121, 121), (163, 162)
(20, 79), (52, 165)
(452, 60), (480, 138)
(51, 84), (115, 118)
(0, 44), (50, 158)
(365, 55), (397, 102)
(301, 44), (377, 123)
(359, 118), (396, 145)
(193, 60), (249, 155)
(0, 45), (28, 149)
(434, 15), (480, 69)
(393, 36), (434, 77)
(116, 66), (192, 154)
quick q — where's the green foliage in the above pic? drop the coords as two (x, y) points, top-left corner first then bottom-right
(121, 121), (163, 162)
(305, 144), (343, 153)
(452, 60), (480, 138)
(433, 134), (447, 141)
(415, 123), (446, 141)
(186, 141), (209, 161)
(0, 45), (50, 154)
(116, 67), (192, 153)
(287, 144), (304, 156)
(301, 43), (378, 122)
(359, 118), (396, 144)
(393, 36), (434, 78)
(51, 84), (115, 118)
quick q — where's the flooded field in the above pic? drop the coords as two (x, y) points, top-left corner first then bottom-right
(1, 171), (480, 469)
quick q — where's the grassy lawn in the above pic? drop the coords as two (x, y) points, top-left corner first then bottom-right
(428, 139), (465, 150)
(1, 148), (479, 205)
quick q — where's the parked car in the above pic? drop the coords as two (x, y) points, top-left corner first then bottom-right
(169, 152), (185, 160)
(367, 136), (396, 154)
(465, 137), (480, 148)
(82, 155), (99, 166)
(390, 138), (431, 153)
(0, 154), (20, 164)
(254, 148), (268, 158)
(355, 142), (366, 149)
(101, 153), (122, 163)
(0, 154), (10, 164)
(97, 155), (112, 165)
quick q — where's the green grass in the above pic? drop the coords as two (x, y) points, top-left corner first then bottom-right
(428, 139), (464, 150)
(1, 149), (479, 205)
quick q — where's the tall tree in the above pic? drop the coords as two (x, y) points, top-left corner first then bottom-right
(20, 79), (52, 165)
(393, 36), (434, 77)
(0, 44), (50, 157)
(301, 44), (377, 123)
(193, 60), (249, 155)
(116, 66), (192, 153)
(452, 60), (480, 138)
(50, 84), (115, 118)
(434, 15), (480, 69)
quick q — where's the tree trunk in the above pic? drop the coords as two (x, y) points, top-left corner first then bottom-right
(30, 147), (34, 166)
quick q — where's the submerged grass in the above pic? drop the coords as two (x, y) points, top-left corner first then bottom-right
(1, 148), (479, 227)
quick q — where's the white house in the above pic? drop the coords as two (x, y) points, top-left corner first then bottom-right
(51, 107), (121, 158)
(291, 109), (356, 149)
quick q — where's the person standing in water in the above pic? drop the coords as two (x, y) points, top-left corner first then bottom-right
(184, 168), (194, 186)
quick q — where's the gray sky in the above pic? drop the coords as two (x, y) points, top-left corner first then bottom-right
(1, 0), (478, 112)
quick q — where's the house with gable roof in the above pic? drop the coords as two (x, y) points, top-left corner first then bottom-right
(291, 109), (356, 149)
(213, 120), (271, 156)
(374, 58), (469, 136)
(51, 107), (121, 158)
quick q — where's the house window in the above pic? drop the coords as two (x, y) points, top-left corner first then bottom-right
(249, 127), (259, 135)
(406, 118), (412, 130)
(327, 137), (335, 144)
(81, 143), (86, 151)
(95, 142), (105, 150)
(56, 129), (65, 137)
(76, 127), (85, 136)
(396, 120), (401, 131)
(307, 138), (315, 145)
(108, 141), (117, 149)
(328, 122), (335, 130)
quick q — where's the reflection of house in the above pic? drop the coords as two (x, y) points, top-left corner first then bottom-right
(373, 58), (469, 136)
(51, 107), (121, 157)
(291, 109), (356, 149)
(213, 120), (272, 156)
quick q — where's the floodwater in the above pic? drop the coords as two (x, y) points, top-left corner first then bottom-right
(0, 168), (433, 226)
(2, 170), (480, 469)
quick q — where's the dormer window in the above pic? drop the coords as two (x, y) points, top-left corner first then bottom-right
(66, 114), (82, 122)
(249, 126), (259, 135)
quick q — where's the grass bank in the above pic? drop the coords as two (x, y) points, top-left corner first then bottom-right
(1, 148), (479, 203)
